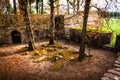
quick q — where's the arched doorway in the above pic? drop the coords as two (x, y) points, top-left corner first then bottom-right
(11, 30), (21, 44)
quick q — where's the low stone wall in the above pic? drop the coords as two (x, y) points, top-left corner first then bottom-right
(115, 35), (120, 51)
(69, 28), (112, 48)
(0, 28), (50, 45)
(0, 14), (104, 45)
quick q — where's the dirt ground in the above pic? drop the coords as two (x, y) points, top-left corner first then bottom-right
(0, 40), (116, 80)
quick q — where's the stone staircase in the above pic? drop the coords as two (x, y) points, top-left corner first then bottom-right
(101, 57), (120, 80)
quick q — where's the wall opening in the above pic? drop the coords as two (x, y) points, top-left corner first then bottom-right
(11, 30), (21, 44)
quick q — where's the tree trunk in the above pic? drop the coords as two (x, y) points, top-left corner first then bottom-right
(55, 0), (59, 15)
(41, 0), (43, 14)
(76, 0), (79, 13)
(13, 0), (17, 14)
(29, 0), (32, 15)
(78, 0), (91, 61)
(49, 0), (55, 45)
(18, 0), (35, 51)
(73, 0), (75, 14)
(67, 0), (70, 14)
(36, 0), (39, 14)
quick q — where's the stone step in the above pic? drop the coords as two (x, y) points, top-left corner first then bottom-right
(104, 73), (119, 80)
(108, 69), (120, 76)
(114, 63), (120, 67)
(101, 77), (113, 80)
(115, 60), (120, 65)
(117, 57), (120, 59)
(103, 44), (115, 51)
(116, 58), (120, 62)
(114, 68), (120, 72)
(114, 64), (120, 68)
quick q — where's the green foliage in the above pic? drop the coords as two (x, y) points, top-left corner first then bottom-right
(72, 18), (120, 47)
(102, 18), (120, 46)
(102, 18), (120, 33)
(110, 32), (117, 47)
(110, 12), (120, 18)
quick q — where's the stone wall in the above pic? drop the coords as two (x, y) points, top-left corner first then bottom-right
(0, 27), (27, 44)
(0, 15), (65, 44)
(0, 15), (50, 44)
(70, 28), (112, 47)
(0, 13), (101, 45)
(115, 35), (120, 51)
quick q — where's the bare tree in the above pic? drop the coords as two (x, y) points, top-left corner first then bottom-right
(28, 0), (35, 14)
(49, 0), (55, 44)
(13, 0), (17, 14)
(77, 0), (80, 13)
(36, 0), (39, 14)
(41, 0), (43, 14)
(18, 0), (35, 51)
(78, 0), (91, 61)
(73, 0), (76, 14)
(55, 0), (60, 15)
(66, 0), (70, 14)
(36, 0), (44, 14)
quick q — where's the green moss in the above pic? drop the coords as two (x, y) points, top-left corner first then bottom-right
(31, 43), (79, 71)
(42, 43), (64, 49)
(72, 25), (112, 33)
(31, 49), (47, 59)
(16, 47), (28, 53)
(44, 48), (58, 52)
(38, 45), (78, 71)
(48, 43), (63, 49)
(47, 50), (78, 72)
(49, 61), (63, 72)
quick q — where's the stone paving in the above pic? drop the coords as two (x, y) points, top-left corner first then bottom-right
(101, 57), (120, 80)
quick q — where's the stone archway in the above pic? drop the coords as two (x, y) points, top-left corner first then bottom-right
(11, 30), (21, 44)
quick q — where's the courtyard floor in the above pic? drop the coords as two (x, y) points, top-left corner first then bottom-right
(0, 40), (116, 80)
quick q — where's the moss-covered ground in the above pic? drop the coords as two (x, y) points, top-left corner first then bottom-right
(30, 43), (79, 71)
